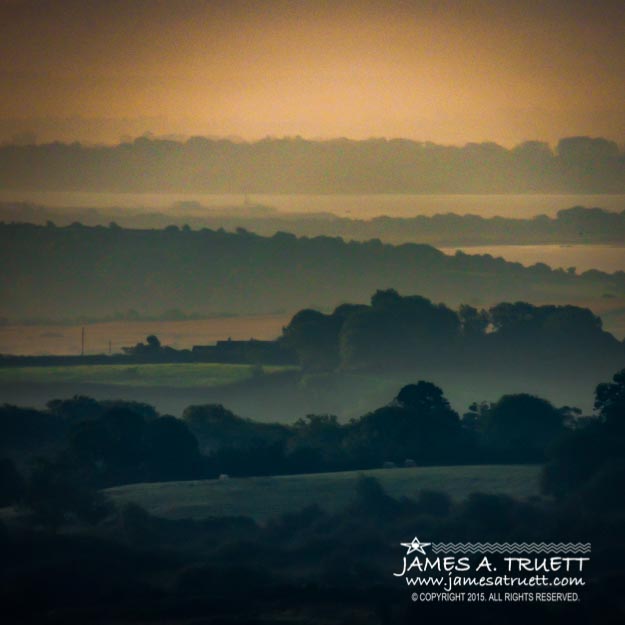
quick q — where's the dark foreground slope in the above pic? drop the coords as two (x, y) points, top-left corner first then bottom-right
(2, 369), (625, 625)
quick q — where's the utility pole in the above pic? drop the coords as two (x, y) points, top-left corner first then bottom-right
(108, 340), (112, 355)
(81, 326), (85, 356)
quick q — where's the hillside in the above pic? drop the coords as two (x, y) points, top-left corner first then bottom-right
(1, 222), (624, 321)
(106, 464), (542, 522)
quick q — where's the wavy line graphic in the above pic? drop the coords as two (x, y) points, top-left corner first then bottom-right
(431, 543), (591, 554)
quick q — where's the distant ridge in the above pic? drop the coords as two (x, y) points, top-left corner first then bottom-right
(1, 135), (624, 193)
(2, 202), (624, 247)
(1, 222), (624, 321)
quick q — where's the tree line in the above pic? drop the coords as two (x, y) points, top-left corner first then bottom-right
(281, 289), (624, 375)
(3, 203), (625, 247)
(2, 369), (624, 503)
(1, 135), (625, 193)
(1, 223), (624, 322)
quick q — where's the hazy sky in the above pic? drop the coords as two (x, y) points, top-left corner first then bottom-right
(1, 0), (624, 145)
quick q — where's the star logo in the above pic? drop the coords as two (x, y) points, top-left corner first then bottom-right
(401, 536), (431, 555)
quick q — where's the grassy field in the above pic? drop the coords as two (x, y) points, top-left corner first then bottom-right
(107, 464), (542, 522)
(0, 362), (295, 388)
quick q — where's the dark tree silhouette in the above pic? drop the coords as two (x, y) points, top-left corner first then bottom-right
(543, 369), (625, 499)
(23, 458), (111, 529)
(395, 381), (452, 413)
(480, 394), (567, 462)
(281, 309), (342, 371)
(594, 368), (625, 427)
(0, 457), (23, 507)
(343, 382), (465, 467)
(144, 416), (203, 482)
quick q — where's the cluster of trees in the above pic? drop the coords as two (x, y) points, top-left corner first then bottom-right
(1, 398), (202, 495)
(185, 383), (583, 476)
(2, 223), (624, 322)
(344, 205), (625, 245)
(281, 290), (624, 374)
(543, 369), (625, 500)
(1, 135), (624, 193)
(4, 368), (625, 511)
(121, 334), (190, 361)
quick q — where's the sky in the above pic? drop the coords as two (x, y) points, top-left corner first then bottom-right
(1, 0), (624, 146)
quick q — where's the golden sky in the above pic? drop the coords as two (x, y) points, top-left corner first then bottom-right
(1, 0), (624, 145)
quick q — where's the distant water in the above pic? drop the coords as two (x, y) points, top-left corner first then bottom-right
(2, 191), (625, 219)
(440, 244), (625, 274)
